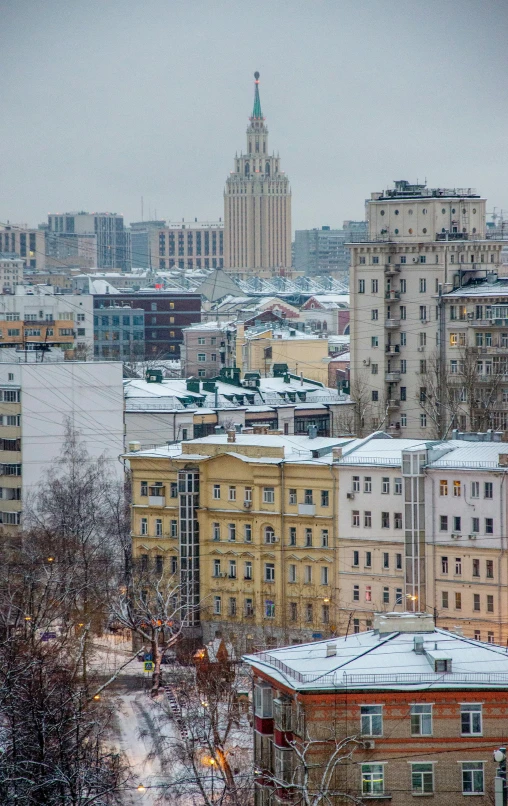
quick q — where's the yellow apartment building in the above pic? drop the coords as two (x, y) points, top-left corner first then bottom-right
(128, 429), (353, 650)
(235, 324), (330, 385)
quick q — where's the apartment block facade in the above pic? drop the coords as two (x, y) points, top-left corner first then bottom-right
(151, 222), (224, 271)
(246, 612), (508, 806)
(0, 225), (45, 269)
(0, 258), (23, 293)
(47, 212), (131, 272)
(349, 181), (505, 438)
(181, 320), (236, 378)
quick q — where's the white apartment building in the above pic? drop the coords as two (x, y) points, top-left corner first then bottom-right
(349, 180), (505, 438)
(335, 433), (508, 643)
(0, 259), (23, 292)
(0, 361), (124, 532)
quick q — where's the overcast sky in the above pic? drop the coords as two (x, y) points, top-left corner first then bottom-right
(1, 0), (507, 233)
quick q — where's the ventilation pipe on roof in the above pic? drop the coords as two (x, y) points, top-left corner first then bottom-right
(413, 636), (424, 655)
(227, 429), (236, 444)
(326, 643), (336, 657)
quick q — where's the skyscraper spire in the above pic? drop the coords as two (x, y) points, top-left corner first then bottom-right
(252, 71), (262, 119)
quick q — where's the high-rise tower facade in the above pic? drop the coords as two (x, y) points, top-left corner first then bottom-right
(224, 72), (292, 278)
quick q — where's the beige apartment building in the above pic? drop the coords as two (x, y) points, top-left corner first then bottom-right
(349, 180), (505, 438)
(0, 259), (23, 293)
(152, 221), (223, 271)
(236, 323), (330, 385)
(0, 226), (45, 270)
(223, 73), (291, 279)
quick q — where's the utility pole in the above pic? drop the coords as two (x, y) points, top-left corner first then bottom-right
(494, 747), (507, 806)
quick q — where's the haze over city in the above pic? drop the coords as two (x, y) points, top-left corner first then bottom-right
(1, 0), (507, 230)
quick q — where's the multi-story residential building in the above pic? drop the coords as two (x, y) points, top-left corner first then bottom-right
(0, 225), (45, 269)
(349, 180), (505, 438)
(0, 360), (124, 532)
(294, 222), (367, 278)
(124, 368), (354, 448)
(224, 73), (291, 279)
(91, 290), (201, 358)
(246, 611), (508, 806)
(0, 258), (23, 292)
(127, 431), (356, 648)
(236, 324), (331, 385)
(93, 302), (145, 360)
(44, 229), (97, 269)
(299, 294), (350, 335)
(181, 320), (236, 378)
(47, 212), (131, 272)
(0, 286), (93, 356)
(151, 221), (223, 271)
(130, 220), (166, 269)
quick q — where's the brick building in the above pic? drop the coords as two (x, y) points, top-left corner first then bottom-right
(245, 611), (508, 806)
(93, 290), (201, 358)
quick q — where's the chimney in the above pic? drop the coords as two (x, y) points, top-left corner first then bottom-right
(332, 447), (343, 462)
(413, 636), (424, 655)
(227, 429), (236, 443)
(308, 425), (318, 439)
(499, 454), (508, 467)
(326, 643), (337, 657)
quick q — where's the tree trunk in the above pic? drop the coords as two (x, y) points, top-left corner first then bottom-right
(151, 631), (162, 696)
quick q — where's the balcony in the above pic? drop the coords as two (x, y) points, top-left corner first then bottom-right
(385, 344), (400, 355)
(385, 371), (401, 383)
(148, 485), (166, 506)
(384, 265), (401, 276)
(387, 399), (400, 411)
(385, 318), (401, 329)
(385, 290), (400, 300)
(298, 503), (315, 516)
(436, 232), (469, 241)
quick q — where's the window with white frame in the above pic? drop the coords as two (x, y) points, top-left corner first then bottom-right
(361, 764), (384, 795)
(264, 563), (275, 582)
(288, 564), (296, 583)
(244, 561), (252, 580)
(364, 477), (372, 493)
(412, 763), (434, 794)
(213, 596), (221, 614)
(462, 763), (484, 794)
(471, 481), (479, 498)
(304, 565), (312, 584)
(244, 524), (252, 542)
(155, 519), (162, 536)
(394, 477), (402, 495)
(263, 487), (275, 503)
(321, 566), (329, 585)
(228, 523), (236, 541)
(140, 517), (148, 535)
(352, 476), (360, 492)
(461, 704), (482, 735)
(361, 705), (382, 736)
(411, 704), (432, 735)
(382, 477), (390, 494)
(321, 529), (329, 547)
(228, 486), (236, 501)
(264, 526), (276, 544)
(213, 484), (220, 499)
(212, 522), (220, 541)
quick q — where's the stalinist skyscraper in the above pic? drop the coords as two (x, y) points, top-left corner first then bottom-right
(224, 72), (292, 278)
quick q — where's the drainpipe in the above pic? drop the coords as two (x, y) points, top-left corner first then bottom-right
(280, 460), (287, 645)
(498, 471), (506, 644)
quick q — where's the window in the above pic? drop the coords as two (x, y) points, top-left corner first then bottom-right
(322, 604), (330, 623)
(263, 487), (275, 503)
(289, 527), (296, 546)
(485, 518), (494, 534)
(371, 309), (378, 321)
(289, 602), (297, 621)
(362, 765), (384, 796)
(213, 484), (220, 499)
(264, 526), (276, 544)
(289, 488), (297, 505)
(371, 336), (378, 347)
(213, 559), (221, 577)
(197, 353), (206, 362)
(484, 482), (493, 499)
(382, 477), (390, 494)
(358, 279), (365, 293)
(420, 255), (426, 264)
(420, 305), (427, 321)
(396, 553), (402, 570)
(471, 481), (479, 498)
(361, 706), (382, 736)
(353, 585), (360, 601)
(474, 631), (481, 641)
(412, 763), (434, 794)
(305, 528), (313, 547)
(352, 510), (360, 527)
(371, 363), (378, 375)
(228, 486), (236, 501)
(371, 279), (378, 292)
(304, 565), (312, 584)
(321, 566), (329, 585)
(400, 331), (406, 345)
(453, 480), (461, 497)
(394, 477), (402, 495)
(411, 704), (432, 736)
(395, 588), (403, 605)
(455, 557), (462, 575)
(353, 550), (359, 567)
(364, 477), (372, 493)
(155, 519), (162, 536)
(198, 337), (206, 345)
(359, 256), (366, 265)
(229, 597), (237, 617)
(486, 560), (494, 579)
(140, 518), (148, 536)
(488, 631), (495, 643)
(441, 556), (448, 573)
(420, 414), (427, 428)
(304, 489), (313, 504)
(462, 763), (484, 794)
(288, 564), (297, 583)
(264, 563), (275, 582)
(394, 512), (402, 529)
(364, 511), (372, 528)
(381, 512), (389, 528)
(321, 490), (329, 507)
(212, 522), (220, 541)
(170, 520), (177, 537)
(383, 587), (389, 604)
(419, 278), (427, 293)
(214, 596), (221, 615)
(455, 592), (462, 609)
(245, 598), (254, 616)
(352, 476), (360, 492)
(365, 551), (372, 568)
(472, 517), (479, 534)
(228, 523), (236, 541)
(244, 524), (252, 542)
(473, 594), (480, 612)
(245, 561), (252, 580)
(472, 558), (480, 577)
(487, 595), (494, 613)
(400, 305), (406, 320)
(140, 480), (148, 497)
(229, 560), (236, 579)
(305, 603), (313, 622)
(365, 586), (372, 602)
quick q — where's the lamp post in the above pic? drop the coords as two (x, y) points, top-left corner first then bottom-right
(494, 747), (507, 806)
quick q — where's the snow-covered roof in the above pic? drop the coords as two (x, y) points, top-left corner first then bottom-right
(182, 320), (235, 332)
(443, 280), (508, 299)
(244, 612), (508, 692)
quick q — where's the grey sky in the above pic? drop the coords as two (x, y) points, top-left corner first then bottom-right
(1, 0), (507, 233)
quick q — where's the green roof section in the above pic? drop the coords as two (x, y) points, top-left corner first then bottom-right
(252, 71), (262, 118)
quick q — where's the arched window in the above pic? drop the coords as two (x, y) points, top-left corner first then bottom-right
(322, 320), (327, 331)
(245, 163), (250, 176)
(265, 162), (270, 176)
(264, 526), (275, 544)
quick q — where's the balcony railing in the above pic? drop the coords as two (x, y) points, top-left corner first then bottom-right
(385, 290), (400, 300)
(385, 319), (401, 329)
(385, 371), (401, 383)
(385, 345), (400, 355)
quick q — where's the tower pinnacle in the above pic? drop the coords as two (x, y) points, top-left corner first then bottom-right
(252, 71), (262, 119)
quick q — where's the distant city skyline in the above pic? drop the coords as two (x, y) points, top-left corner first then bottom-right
(1, 0), (507, 232)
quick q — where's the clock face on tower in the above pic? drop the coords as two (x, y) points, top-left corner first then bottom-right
(223, 73), (292, 277)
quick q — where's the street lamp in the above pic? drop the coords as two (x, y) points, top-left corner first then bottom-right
(137, 783), (146, 794)
(494, 747), (506, 806)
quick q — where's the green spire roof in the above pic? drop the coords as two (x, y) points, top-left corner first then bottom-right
(252, 71), (262, 118)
